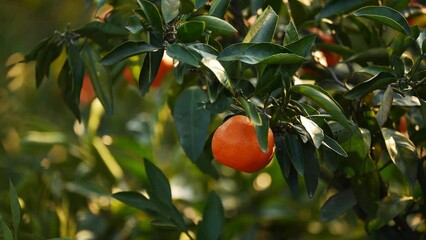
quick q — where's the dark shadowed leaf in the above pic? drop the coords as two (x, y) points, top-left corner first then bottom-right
(195, 135), (220, 179)
(284, 133), (304, 176)
(344, 72), (396, 100)
(81, 44), (114, 115)
(67, 43), (84, 104)
(285, 164), (299, 197)
(275, 134), (292, 178)
(191, 16), (237, 36)
(376, 85), (394, 127)
(0, 219), (13, 240)
(243, 6), (278, 43)
(139, 50), (164, 95)
(100, 41), (159, 66)
(318, 0), (374, 19)
(126, 14), (144, 34)
(9, 181), (20, 234)
(381, 128), (418, 188)
(209, 0), (230, 18)
(346, 48), (389, 63)
(177, 21), (205, 43)
(196, 192), (224, 240)
(322, 135), (348, 157)
(292, 84), (350, 128)
(195, 0), (208, 9)
(58, 60), (81, 121)
(144, 159), (173, 206)
(353, 6), (412, 36)
(336, 125), (368, 173)
(283, 21), (299, 45)
(112, 191), (157, 212)
(320, 189), (357, 222)
(286, 34), (317, 57)
(173, 86), (211, 162)
(351, 170), (380, 217)
(35, 40), (62, 88)
(137, 0), (164, 31)
(161, 0), (180, 23)
(300, 116), (324, 149)
(180, 0), (195, 14)
(150, 219), (179, 230)
(303, 144), (320, 198)
(421, 100), (426, 124)
(255, 64), (283, 95)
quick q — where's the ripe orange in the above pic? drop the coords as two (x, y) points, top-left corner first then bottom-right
(211, 115), (275, 173)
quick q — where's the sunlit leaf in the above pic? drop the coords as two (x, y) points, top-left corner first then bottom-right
(320, 189), (357, 222)
(376, 85), (394, 127)
(201, 57), (233, 94)
(300, 116), (324, 149)
(243, 6), (278, 43)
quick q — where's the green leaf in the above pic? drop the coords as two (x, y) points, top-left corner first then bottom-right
(367, 194), (412, 232)
(284, 164), (299, 197)
(344, 72), (396, 100)
(201, 57), (233, 94)
(25, 36), (50, 62)
(100, 41), (160, 66)
(35, 40), (62, 88)
(126, 14), (144, 34)
(351, 170), (380, 217)
(376, 85), (394, 127)
(162, 0), (180, 23)
(284, 133), (304, 176)
(346, 47), (389, 64)
(195, 135), (220, 179)
(209, 0), (230, 18)
(187, 43), (220, 57)
(58, 60), (81, 121)
(150, 219), (179, 230)
(320, 189), (357, 222)
(275, 134), (292, 178)
(292, 84), (350, 128)
(243, 6), (278, 43)
(173, 86), (211, 161)
(139, 50), (164, 95)
(254, 114), (270, 153)
(353, 6), (412, 36)
(167, 43), (201, 67)
(381, 128), (418, 188)
(420, 99), (426, 124)
(238, 97), (261, 126)
(144, 159), (173, 206)
(196, 192), (224, 240)
(259, 53), (306, 65)
(218, 43), (290, 64)
(81, 44), (114, 115)
(300, 116), (324, 149)
(303, 144), (320, 199)
(180, 0), (195, 14)
(286, 34), (317, 57)
(112, 191), (157, 212)
(322, 135), (348, 157)
(195, 0), (208, 9)
(336, 125), (369, 174)
(0, 219), (14, 240)
(137, 0), (164, 31)
(67, 43), (84, 105)
(255, 65), (283, 95)
(318, 0), (374, 19)
(283, 21), (299, 45)
(76, 22), (129, 37)
(191, 16), (237, 36)
(9, 182), (20, 235)
(177, 21), (205, 43)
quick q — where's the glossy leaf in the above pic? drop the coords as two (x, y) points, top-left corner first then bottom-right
(201, 57), (233, 94)
(300, 116), (324, 149)
(187, 43), (219, 57)
(381, 128), (418, 188)
(218, 43), (289, 64)
(292, 84), (350, 128)
(238, 97), (261, 126)
(284, 133), (304, 176)
(318, 0), (373, 19)
(139, 50), (164, 95)
(196, 192), (224, 240)
(9, 182), (20, 235)
(209, 0), (230, 18)
(150, 219), (179, 230)
(254, 114), (270, 153)
(286, 34), (317, 57)
(76, 22), (129, 37)
(173, 86), (211, 162)
(177, 21), (205, 43)
(367, 194), (412, 232)
(126, 14), (144, 34)
(0, 219), (13, 240)
(322, 135), (348, 157)
(344, 72), (396, 100)
(283, 21), (299, 45)
(161, 0), (180, 23)
(376, 85), (394, 127)
(195, 135), (220, 179)
(353, 6), (412, 36)
(137, 0), (164, 31)
(100, 41), (159, 66)
(243, 6), (278, 43)
(275, 134), (291, 178)
(144, 159), (173, 206)
(112, 191), (157, 212)
(167, 43), (201, 67)
(81, 44), (114, 115)
(191, 16), (237, 36)
(255, 64), (282, 95)
(320, 189), (357, 222)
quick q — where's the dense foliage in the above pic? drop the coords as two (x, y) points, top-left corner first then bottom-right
(2, 0), (426, 239)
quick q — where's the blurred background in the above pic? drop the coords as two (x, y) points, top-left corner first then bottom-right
(0, 1), (369, 239)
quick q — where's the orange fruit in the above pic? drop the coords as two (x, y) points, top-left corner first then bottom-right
(212, 115), (275, 173)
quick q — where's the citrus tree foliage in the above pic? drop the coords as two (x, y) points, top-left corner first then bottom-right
(2, 0), (426, 239)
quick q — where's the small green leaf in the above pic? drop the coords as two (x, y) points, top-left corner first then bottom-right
(191, 15), (237, 36)
(300, 116), (324, 149)
(9, 181), (20, 235)
(173, 86), (211, 161)
(322, 135), (348, 157)
(303, 144), (320, 199)
(137, 0), (164, 31)
(144, 159), (173, 206)
(244, 6), (278, 43)
(100, 41), (159, 66)
(161, 0), (180, 23)
(344, 72), (396, 100)
(196, 192), (224, 240)
(81, 44), (114, 115)
(320, 189), (357, 222)
(284, 133), (304, 176)
(381, 128), (418, 188)
(167, 43), (201, 67)
(353, 6), (412, 36)
(292, 84), (350, 128)
(139, 50), (164, 95)
(201, 57), (233, 94)
(0, 219), (14, 240)
(112, 191), (157, 212)
(209, 0), (231, 18)
(376, 85), (394, 127)
(177, 21), (205, 43)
